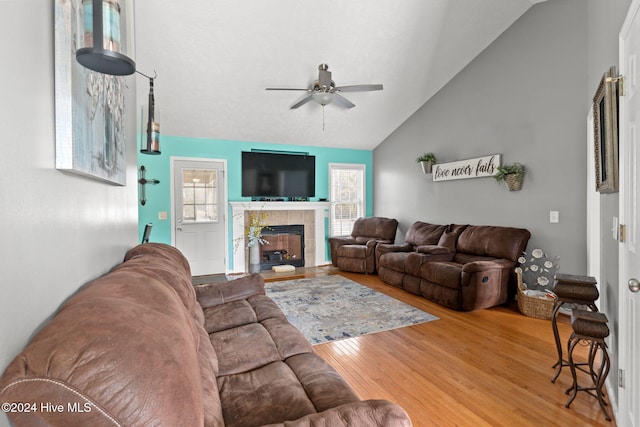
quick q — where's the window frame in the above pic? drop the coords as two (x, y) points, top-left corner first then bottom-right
(328, 162), (366, 237)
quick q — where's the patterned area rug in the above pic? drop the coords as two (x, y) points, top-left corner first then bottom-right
(265, 275), (438, 345)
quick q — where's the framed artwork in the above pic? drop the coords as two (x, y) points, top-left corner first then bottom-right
(593, 66), (619, 193)
(54, 0), (127, 185)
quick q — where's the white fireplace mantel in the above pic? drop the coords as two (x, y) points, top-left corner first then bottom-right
(229, 201), (330, 273)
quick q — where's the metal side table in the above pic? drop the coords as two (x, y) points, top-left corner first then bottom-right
(550, 273), (599, 383)
(565, 309), (611, 421)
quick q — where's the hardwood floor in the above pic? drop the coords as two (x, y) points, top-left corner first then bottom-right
(309, 270), (614, 426)
(196, 267), (615, 425)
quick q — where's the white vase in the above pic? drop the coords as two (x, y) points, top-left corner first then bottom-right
(249, 243), (261, 273)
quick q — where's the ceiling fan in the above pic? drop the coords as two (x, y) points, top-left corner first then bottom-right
(266, 64), (383, 109)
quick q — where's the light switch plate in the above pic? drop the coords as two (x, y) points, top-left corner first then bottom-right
(158, 211), (168, 220)
(549, 211), (559, 223)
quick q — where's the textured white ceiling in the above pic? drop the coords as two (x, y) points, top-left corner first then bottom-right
(134, 0), (548, 150)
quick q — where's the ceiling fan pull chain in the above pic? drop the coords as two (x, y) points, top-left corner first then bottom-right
(322, 105), (326, 131)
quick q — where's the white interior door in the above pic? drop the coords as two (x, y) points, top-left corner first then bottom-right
(173, 158), (227, 276)
(619, 3), (640, 425)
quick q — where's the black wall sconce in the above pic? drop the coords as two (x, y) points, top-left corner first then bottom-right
(76, 0), (136, 76)
(138, 165), (159, 205)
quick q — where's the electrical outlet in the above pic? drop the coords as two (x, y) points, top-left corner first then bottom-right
(549, 211), (559, 223)
(158, 211), (168, 220)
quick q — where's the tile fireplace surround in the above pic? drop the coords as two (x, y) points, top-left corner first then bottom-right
(229, 201), (330, 273)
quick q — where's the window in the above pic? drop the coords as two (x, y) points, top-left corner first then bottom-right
(182, 169), (218, 222)
(329, 163), (365, 236)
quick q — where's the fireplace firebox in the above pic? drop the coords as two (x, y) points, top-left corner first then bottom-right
(259, 224), (304, 270)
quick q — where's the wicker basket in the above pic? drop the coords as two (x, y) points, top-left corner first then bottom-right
(516, 271), (556, 320)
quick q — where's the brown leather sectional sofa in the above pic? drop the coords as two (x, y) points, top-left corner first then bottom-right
(376, 222), (531, 311)
(0, 243), (411, 427)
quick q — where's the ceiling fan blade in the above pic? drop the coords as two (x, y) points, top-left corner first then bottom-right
(333, 84), (383, 93)
(266, 87), (311, 91)
(332, 93), (355, 109)
(290, 95), (314, 109)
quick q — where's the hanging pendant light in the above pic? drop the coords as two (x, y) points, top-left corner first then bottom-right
(140, 72), (161, 155)
(76, 0), (136, 76)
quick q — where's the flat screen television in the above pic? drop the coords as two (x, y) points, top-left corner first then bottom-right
(241, 151), (316, 199)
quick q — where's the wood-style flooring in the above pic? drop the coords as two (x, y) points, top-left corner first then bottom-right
(196, 267), (615, 426)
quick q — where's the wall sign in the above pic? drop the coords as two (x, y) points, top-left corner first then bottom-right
(433, 154), (501, 182)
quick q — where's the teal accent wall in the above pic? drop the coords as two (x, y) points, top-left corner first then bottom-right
(137, 136), (373, 269)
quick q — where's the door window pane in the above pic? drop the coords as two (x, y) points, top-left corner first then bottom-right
(182, 169), (218, 222)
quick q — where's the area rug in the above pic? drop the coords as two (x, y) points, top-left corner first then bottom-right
(265, 275), (438, 345)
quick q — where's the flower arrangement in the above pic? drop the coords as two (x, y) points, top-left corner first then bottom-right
(245, 211), (270, 248)
(515, 248), (560, 293)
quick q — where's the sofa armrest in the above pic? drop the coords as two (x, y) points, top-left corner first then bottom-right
(376, 242), (412, 255)
(416, 245), (451, 255)
(263, 400), (413, 427)
(328, 236), (357, 265)
(460, 259), (514, 290)
(461, 259), (513, 274)
(195, 273), (265, 308)
(375, 242), (413, 268)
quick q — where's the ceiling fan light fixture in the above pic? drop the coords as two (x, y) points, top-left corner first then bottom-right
(312, 91), (333, 106)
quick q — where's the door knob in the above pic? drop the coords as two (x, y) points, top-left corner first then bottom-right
(629, 278), (640, 293)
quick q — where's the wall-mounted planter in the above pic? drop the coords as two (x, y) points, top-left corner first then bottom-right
(416, 152), (436, 174)
(420, 161), (434, 174)
(494, 163), (525, 191)
(504, 173), (522, 191)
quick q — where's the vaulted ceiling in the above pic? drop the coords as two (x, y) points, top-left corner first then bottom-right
(134, 0), (549, 150)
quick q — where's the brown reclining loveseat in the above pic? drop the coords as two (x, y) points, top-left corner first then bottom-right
(376, 222), (531, 311)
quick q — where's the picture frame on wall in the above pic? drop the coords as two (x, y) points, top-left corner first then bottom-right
(593, 66), (619, 193)
(54, 0), (128, 185)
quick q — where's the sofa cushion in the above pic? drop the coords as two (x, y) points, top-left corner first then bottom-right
(338, 244), (368, 258)
(210, 322), (282, 376)
(421, 262), (463, 290)
(380, 251), (410, 272)
(218, 361), (318, 427)
(196, 273), (265, 308)
(404, 222), (447, 247)
(351, 216), (398, 241)
(437, 224), (468, 251)
(203, 299), (258, 334)
(456, 225), (531, 261)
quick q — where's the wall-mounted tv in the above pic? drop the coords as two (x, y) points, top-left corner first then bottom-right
(241, 151), (316, 200)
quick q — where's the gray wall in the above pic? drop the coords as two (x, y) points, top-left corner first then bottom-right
(374, 0), (631, 411)
(0, 5), (138, 426)
(374, 0), (588, 275)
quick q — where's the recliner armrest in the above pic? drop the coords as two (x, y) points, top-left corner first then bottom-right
(195, 273), (265, 308)
(376, 242), (413, 254)
(461, 259), (513, 274)
(328, 236), (358, 265)
(416, 245), (451, 255)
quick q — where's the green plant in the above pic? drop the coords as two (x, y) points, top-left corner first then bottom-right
(416, 152), (436, 163)
(494, 162), (525, 185)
